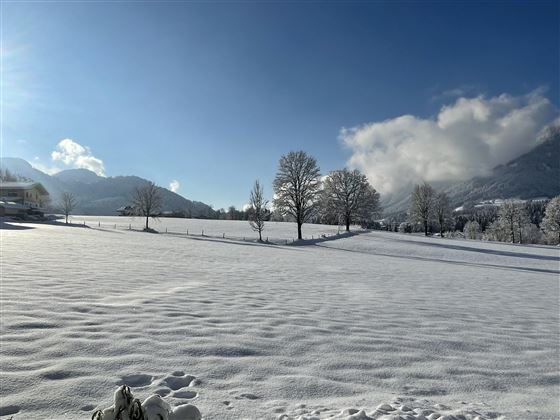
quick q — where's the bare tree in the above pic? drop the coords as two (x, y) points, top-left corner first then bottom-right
(515, 205), (530, 244)
(496, 200), (530, 243)
(497, 200), (517, 243)
(434, 192), (451, 237)
(409, 182), (435, 236)
(248, 180), (268, 241)
(464, 220), (481, 239)
(227, 205), (238, 220)
(273, 151), (321, 240)
(542, 196), (560, 244)
(60, 192), (77, 224)
(322, 169), (380, 231)
(132, 181), (163, 231)
(0, 169), (18, 182)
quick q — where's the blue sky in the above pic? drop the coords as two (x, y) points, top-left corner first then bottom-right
(2, 1), (559, 209)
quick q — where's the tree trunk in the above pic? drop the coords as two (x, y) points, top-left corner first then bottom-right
(259, 229), (262, 242)
(65, 214), (68, 224)
(297, 222), (302, 240)
(346, 216), (350, 232)
(424, 220), (428, 236)
(145, 215), (149, 230)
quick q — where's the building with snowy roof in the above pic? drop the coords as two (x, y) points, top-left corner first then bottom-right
(0, 182), (50, 217)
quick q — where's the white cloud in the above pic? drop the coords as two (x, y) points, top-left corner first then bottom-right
(341, 90), (558, 195)
(169, 180), (180, 193)
(51, 139), (105, 176)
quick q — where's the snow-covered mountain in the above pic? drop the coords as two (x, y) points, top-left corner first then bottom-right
(382, 130), (560, 216)
(0, 158), (215, 217)
(54, 168), (101, 184)
(443, 130), (560, 206)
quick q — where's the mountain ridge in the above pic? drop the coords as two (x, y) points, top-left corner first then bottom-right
(3, 131), (558, 218)
(0, 158), (215, 217)
(381, 131), (560, 216)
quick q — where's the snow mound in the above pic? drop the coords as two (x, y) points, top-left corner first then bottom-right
(92, 385), (201, 420)
(277, 397), (503, 419)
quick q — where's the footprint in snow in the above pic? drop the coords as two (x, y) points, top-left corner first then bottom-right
(235, 393), (259, 400)
(154, 388), (172, 397)
(159, 373), (196, 390)
(116, 374), (153, 388)
(0, 405), (20, 417)
(172, 390), (198, 400)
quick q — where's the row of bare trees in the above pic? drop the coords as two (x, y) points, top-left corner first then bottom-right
(408, 181), (560, 244)
(246, 151), (381, 241)
(483, 197), (560, 244)
(58, 184), (162, 230)
(59, 162), (560, 245)
(409, 182), (452, 237)
(62, 151), (378, 238)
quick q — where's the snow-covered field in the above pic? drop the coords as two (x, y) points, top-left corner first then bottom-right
(1, 222), (559, 419)
(70, 216), (351, 242)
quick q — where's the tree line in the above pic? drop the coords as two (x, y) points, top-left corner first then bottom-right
(53, 150), (560, 246)
(126, 150), (381, 238)
(248, 150), (381, 240)
(406, 181), (560, 245)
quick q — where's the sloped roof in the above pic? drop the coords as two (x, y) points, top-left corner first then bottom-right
(0, 200), (29, 209)
(0, 182), (49, 195)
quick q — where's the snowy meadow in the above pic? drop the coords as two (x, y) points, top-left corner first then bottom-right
(72, 216), (350, 242)
(1, 221), (559, 419)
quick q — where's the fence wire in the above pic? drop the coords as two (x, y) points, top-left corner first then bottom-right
(79, 220), (364, 245)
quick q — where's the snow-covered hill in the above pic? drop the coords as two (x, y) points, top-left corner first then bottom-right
(1, 223), (558, 419)
(0, 158), (215, 217)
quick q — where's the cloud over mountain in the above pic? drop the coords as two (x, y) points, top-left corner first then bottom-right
(341, 90), (558, 194)
(169, 180), (180, 192)
(51, 139), (105, 176)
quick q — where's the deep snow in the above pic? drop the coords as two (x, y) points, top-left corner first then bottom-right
(1, 221), (558, 419)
